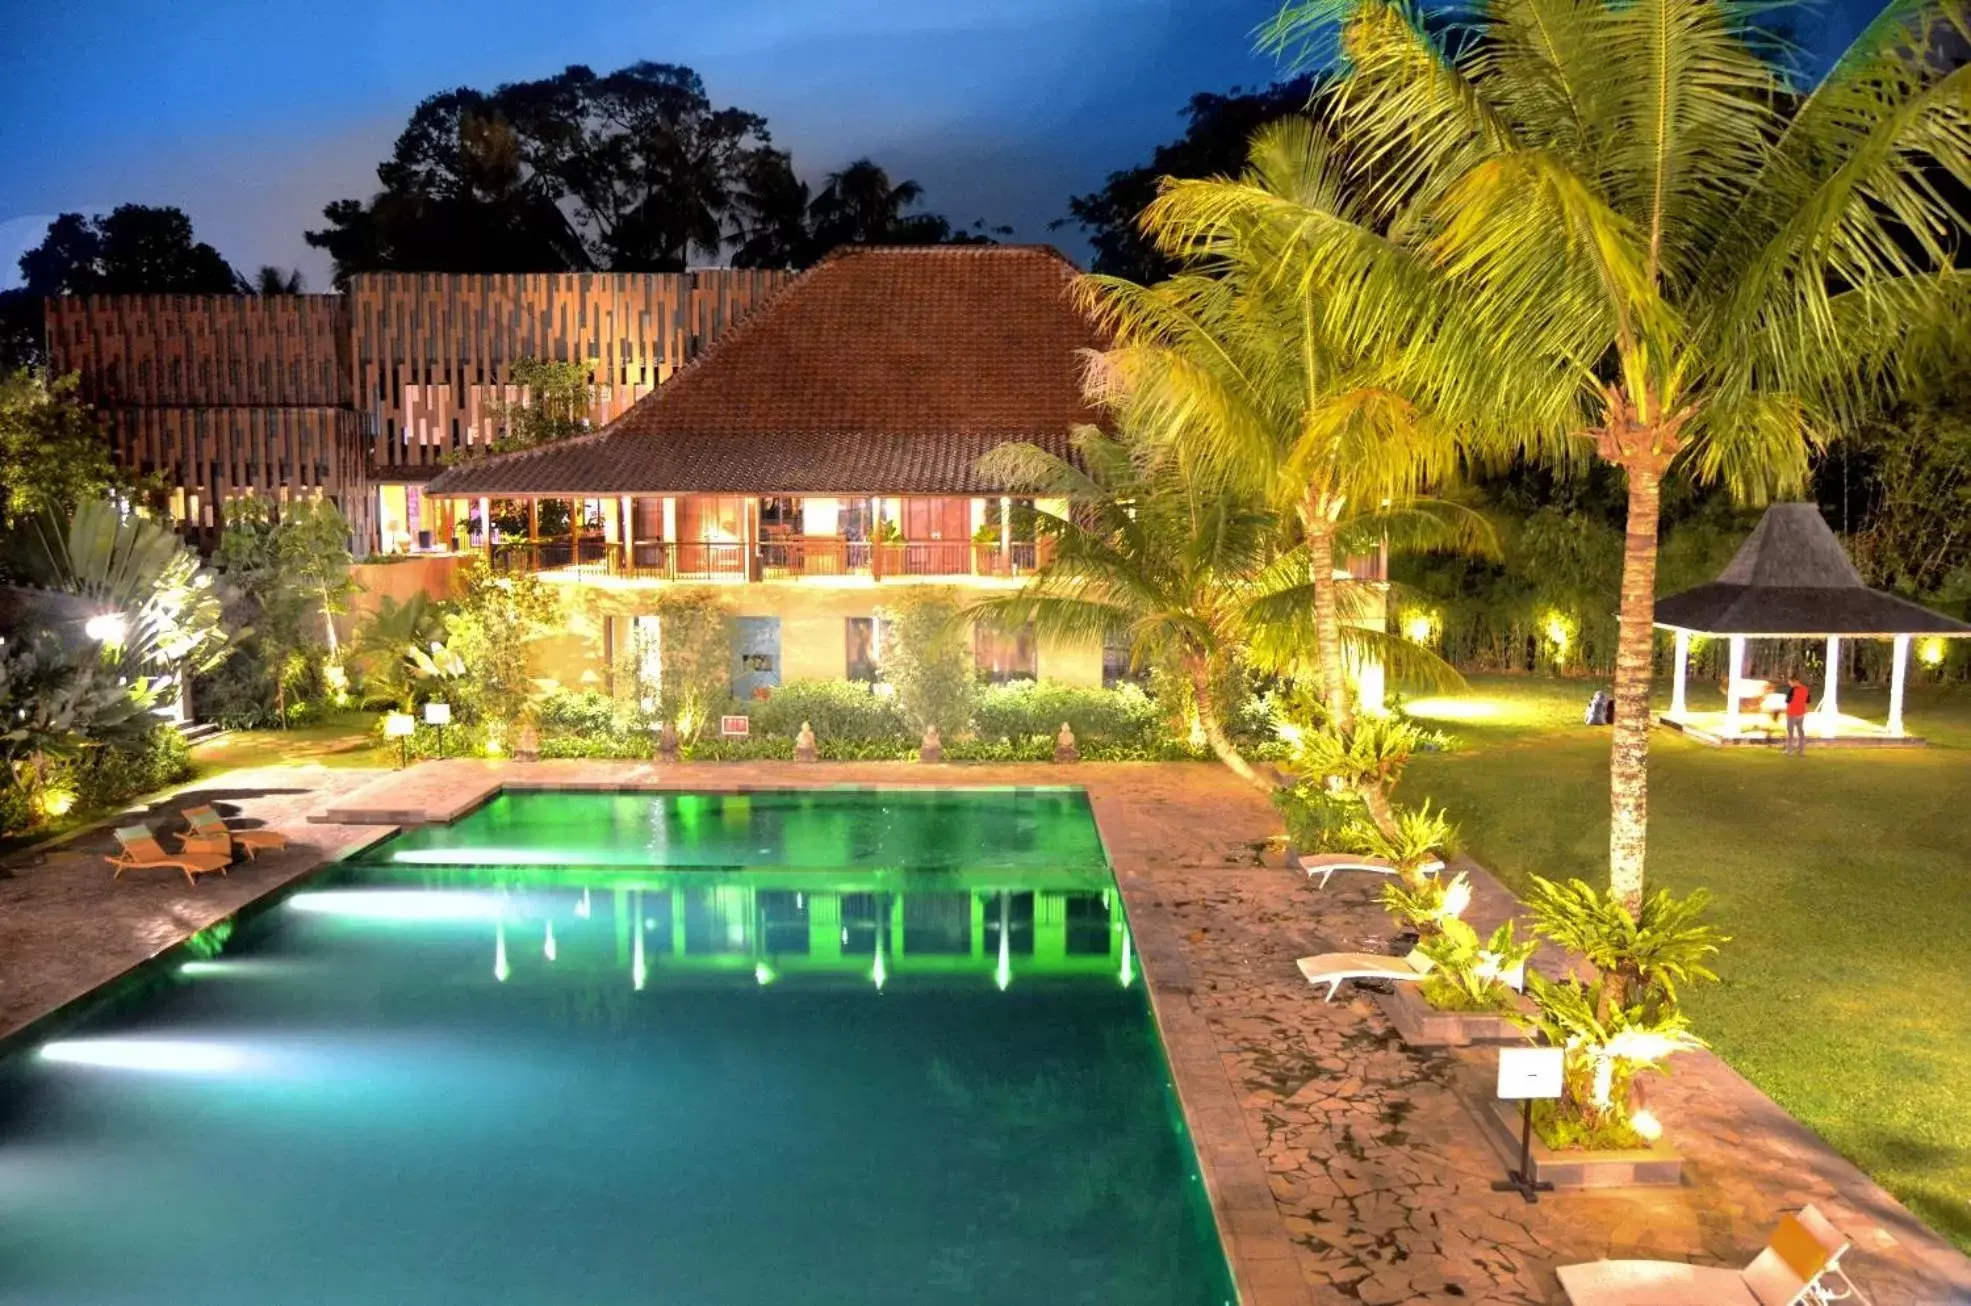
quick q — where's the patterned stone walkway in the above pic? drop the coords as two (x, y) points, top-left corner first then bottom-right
(3, 758), (1967, 1303)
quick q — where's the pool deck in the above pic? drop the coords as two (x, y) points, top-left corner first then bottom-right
(5, 758), (1968, 1305)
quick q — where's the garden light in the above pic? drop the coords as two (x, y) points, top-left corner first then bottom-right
(384, 711), (417, 768)
(1403, 610), (1438, 645)
(1917, 637), (1946, 669)
(1631, 1107), (1664, 1142)
(1542, 610), (1575, 658)
(37, 786), (76, 818)
(424, 700), (452, 757)
(83, 612), (127, 646)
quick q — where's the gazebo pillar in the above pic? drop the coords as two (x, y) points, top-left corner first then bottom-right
(1724, 634), (1747, 736)
(1821, 635), (1841, 739)
(1670, 631), (1690, 718)
(1889, 634), (1910, 738)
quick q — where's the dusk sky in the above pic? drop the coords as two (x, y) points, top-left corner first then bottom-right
(0, 0), (1880, 289)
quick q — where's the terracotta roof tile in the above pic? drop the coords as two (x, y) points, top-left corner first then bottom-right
(426, 245), (1103, 496)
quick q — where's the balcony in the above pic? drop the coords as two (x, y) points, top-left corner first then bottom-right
(490, 537), (1040, 583)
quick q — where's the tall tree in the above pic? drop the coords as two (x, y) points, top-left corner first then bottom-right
(809, 159), (952, 247)
(17, 205), (243, 296)
(253, 266), (305, 294)
(1236, 0), (1971, 907)
(1097, 118), (1502, 737)
(0, 369), (125, 527)
(1059, 78), (1319, 281)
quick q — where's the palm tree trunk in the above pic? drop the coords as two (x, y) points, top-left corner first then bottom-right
(1359, 782), (1401, 842)
(1607, 461), (1663, 915)
(1301, 498), (1353, 731)
(1189, 658), (1273, 793)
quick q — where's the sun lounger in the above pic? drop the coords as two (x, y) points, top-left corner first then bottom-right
(106, 826), (232, 887)
(182, 805), (289, 859)
(1558, 1204), (1867, 1305)
(1295, 949), (1434, 1002)
(1297, 852), (1446, 889)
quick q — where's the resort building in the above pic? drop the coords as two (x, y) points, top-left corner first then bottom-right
(424, 245), (1117, 690)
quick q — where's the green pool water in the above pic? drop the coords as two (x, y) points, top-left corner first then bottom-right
(0, 789), (1234, 1305)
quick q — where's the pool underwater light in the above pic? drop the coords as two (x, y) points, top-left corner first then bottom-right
(543, 920), (557, 962)
(1120, 931), (1136, 989)
(575, 888), (591, 919)
(494, 920), (510, 982)
(754, 962), (775, 986)
(290, 890), (505, 922)
(39, 1038), (257, 1074)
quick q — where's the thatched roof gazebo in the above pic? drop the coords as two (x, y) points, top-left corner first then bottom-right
(1654, 503), (1971, 745)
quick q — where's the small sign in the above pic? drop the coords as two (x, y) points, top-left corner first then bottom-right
(1497, 1046), (1564, 1101)
(719, 715), (751, 738)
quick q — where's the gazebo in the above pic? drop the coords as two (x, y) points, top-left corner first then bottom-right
(1654, 503), (1971, 746)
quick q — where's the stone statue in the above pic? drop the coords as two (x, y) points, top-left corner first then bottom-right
(919, 724), (943, 764)
(1054, 721), (1078, 763)
(656, 719), (680, 763)
(795, 721), (818, 762)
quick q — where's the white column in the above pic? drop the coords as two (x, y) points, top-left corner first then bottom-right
(476, 497), (490, 552)
(661, 496), (678, 541)
(1889, 634), (1910, 737)
(1724, 634), (1746, 736)
(1822, 635), (1841, 738)
(1670, 630), (1690, 718)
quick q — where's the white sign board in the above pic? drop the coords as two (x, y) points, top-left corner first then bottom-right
(1497, 1046), (1565, 1101)
(720, 715), (751, 738)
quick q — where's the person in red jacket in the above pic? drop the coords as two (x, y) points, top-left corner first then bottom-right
(1783, 672), (1812, 755)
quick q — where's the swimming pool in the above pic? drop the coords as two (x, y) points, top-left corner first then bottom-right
(0, 789), (1234, 1305)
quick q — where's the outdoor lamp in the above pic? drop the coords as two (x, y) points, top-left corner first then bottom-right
(423, 700), (452, 758)
(84, 612), (128, 646)
(385, 711), (417, 769)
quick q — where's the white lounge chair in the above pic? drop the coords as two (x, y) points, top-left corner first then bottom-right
(1558, 1204), (1869, 1305)
(1295, 949), (1435, 1002)
(1296, 851), (1446, 890)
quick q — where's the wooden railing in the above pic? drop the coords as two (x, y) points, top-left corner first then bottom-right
(490, 537), (1042, 582)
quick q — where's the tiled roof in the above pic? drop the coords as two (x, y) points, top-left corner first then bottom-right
(425, 245), (1104, 497)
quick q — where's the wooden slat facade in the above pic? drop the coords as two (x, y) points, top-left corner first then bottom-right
(350, 270), (791, 473)
(44, 270), (792, 550)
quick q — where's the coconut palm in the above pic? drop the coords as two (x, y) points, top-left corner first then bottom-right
(967, 432), (1314, 790)
(1179, 0), (1971, 908)
(1087, 117), (1503, 734)
(254, 266), (305, 294)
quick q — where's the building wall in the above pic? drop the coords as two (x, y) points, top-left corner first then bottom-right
(43, 271), (793, 550)
(531, 578), (1104, 696)
(350, 270), (792, 473)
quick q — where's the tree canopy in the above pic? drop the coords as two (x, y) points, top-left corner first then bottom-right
(307, 62), (996, 284)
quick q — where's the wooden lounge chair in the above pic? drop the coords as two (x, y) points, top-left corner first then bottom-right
(1297, 852), (1446, 890)
(106, 826), (232, 887)
(1295, 949), (1435, 1002)
(1558, 1204), (1868, 1305)
(182, 805), (288, 859)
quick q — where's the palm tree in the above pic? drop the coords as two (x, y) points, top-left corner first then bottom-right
(1088, 118), (1504, 733)
(254, 266), (305, 294)
(1185, 0), (1971, 908)
(809, 159), (946, 247)
(968, 431), (1310, 791)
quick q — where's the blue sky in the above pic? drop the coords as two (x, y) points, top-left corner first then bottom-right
(0, 0), (1882, 289)
(0, 0), (1288, 287)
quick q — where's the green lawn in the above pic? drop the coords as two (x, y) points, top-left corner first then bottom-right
(189, 711), (392, 776)
(1402, 674), (1971, 1251)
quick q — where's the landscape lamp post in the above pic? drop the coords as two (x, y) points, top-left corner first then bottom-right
(385, 712), (417, 769)
(424, 700), (452, 758)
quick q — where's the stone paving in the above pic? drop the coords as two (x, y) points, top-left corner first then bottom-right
(4, 757), (1968, 1304)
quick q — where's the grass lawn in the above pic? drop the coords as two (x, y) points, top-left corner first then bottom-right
(188, 710), (392, 776)
(1401, 673), (1971, 1251)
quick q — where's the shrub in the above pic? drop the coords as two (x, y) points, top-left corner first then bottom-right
(748, 680), (906, 742)
(537, 689), (637, 736)
(876, 588), (974, 736)
(641, 589), (733, 740)
(972, 680), (1161, 746)
(73, 724), (192, 811)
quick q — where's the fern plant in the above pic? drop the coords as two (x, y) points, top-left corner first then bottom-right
(1379, 870), (1473, 941)
(1417, 917), (1536, 1013)
(1526, 876), (1727, 1020)
(1521, 971), (1706, 1146)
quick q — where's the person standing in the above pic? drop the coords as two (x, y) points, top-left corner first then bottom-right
(1783, 672), (1812, 755)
